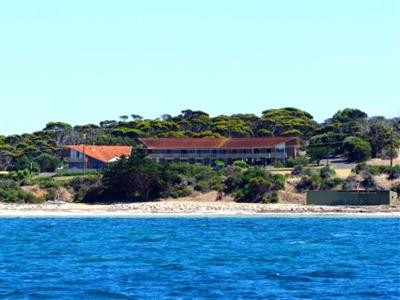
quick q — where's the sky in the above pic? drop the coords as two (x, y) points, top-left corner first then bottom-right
(0, 0), (399, 135)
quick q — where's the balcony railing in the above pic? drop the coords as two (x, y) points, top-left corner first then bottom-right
(147, 152), (287, 160)
(64, 157), (88, 163)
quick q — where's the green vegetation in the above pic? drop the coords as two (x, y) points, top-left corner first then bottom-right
(296, 167), (342, 192)
(225, 168), (285, 203)
(354, 163), (400, 180)
(342, 137), (371, 162)
(0, 107), (399, 173)
(0, 179), (44, 203)
(0, 107), (399, 204)
(65, 154), (286, 203)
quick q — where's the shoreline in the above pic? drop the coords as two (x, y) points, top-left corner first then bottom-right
(0, 201), (399, 217)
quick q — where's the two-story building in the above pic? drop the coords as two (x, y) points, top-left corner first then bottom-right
(137, 137), (299, 165)
(65, 145), (132, 169)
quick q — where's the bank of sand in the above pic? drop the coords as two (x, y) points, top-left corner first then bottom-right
(0, 200), (399, 217)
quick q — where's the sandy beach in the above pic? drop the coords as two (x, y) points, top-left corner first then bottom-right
(0, 201), (399, 217)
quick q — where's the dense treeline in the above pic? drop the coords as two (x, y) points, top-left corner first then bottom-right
(2, 152), (399, 204)
(0, 107), (399, 172)
(55, 152), (288, 204)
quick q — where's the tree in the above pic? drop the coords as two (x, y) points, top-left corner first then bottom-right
(131, 114), (143, 121)
(35, 154), (62, 172)
(342, 136), (371, 162)
(119, 115), (129, 122)
(102, 151), (165, 201)
(43, 122), (72, 132)
(161, 114), (172, 121)
(332, 108), (368, 123)
(366, 118), (399, 158)
(225, 168), (285, 203)
(12, 156), (40, 172)
(307, 145), (330, 166)
(261, 107), (318, 138)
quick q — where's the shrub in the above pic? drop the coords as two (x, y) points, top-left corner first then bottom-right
(391, 183), (400, 194)
(319, 167), (336, 180)
(342, 176), (360, 191)
(32, 177), (60, 189)
(296, 169), (341, 192)
(168, 186), (192, 199)
(0, 187), (44, 203)
(68, 175), (101, 202)
(224, 167), (285, 203)
(12, 156), (40, 172)
(291, 165), (304, 176)
(10, 169), (31, 185)
(296, 175), (322, 192)
(35, 154), (62, 172)
(342, 136), (371, 162)
(273, 161), (285, 168)
(287, 156), (309, 168)
(235, 176), (272, 203)
(0, 179), (18, 189)
(321, 177), (343, 190)
(361, 173), (377, 190)
(353, 163), (386, 175)
(388, 165), (400, 180)
(102, 152), (166, 201)
(164, 162), (221, 194)
(353, 163), (400, 180)
(233, 160), (248, 169)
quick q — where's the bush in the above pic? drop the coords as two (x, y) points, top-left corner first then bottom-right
(233, 160), (248, 169)
(354, 163), (400, 180)
(12, 156), (40, 172)
(391, 183), (400, 194)
(102, 152), (165, 201)
(0, 179), (18, 189)
(10, 169), (31, 185)
(273, 161), (285, 168)
(235, 176), (272, 203)
(388, 165), (400, 180)
(168, 186), (192, 199)
(319, 167), (336, 179)
(296, 168), (341, 192)
(224, 167), (285, 203)
(361, 173), (377, 190)
(35, 154), (62, 172)
(165, 162), (221, 194)
(342, 136), (371, 162)
(296, 175), (322, 192)
(291, 165), (304, 176)
(68, 175), (101, 202)
(354, 163), (386, 175)
(342, 176), (360, 191)
(321, 177), (343, 190)
(31, 177), (60, 189)
(0, 187), (44, 203)
(287, 156), (309, 168)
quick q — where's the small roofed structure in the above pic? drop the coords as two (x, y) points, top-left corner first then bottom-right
(65, 145), (132, 169)
(306, 190), (398, 206)
(137, 137), (299, 165)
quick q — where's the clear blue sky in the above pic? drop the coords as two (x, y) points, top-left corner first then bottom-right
(0, 0), (399, 135)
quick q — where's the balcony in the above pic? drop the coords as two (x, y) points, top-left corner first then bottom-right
(64, 157), (88, 163)
(147, 152), (287, 160)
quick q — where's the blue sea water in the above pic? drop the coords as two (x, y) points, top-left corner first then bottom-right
(0, 217), (399, 299)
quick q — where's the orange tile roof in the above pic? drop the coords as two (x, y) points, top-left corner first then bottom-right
(138, 137), (298, 149)
(67, 145), (132, 163)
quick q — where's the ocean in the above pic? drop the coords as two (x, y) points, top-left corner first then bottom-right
(0, 217), (398, 299)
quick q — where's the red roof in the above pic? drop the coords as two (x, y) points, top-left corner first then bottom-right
(67, 145), (132, 163)
(138, 137), (298, 150)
